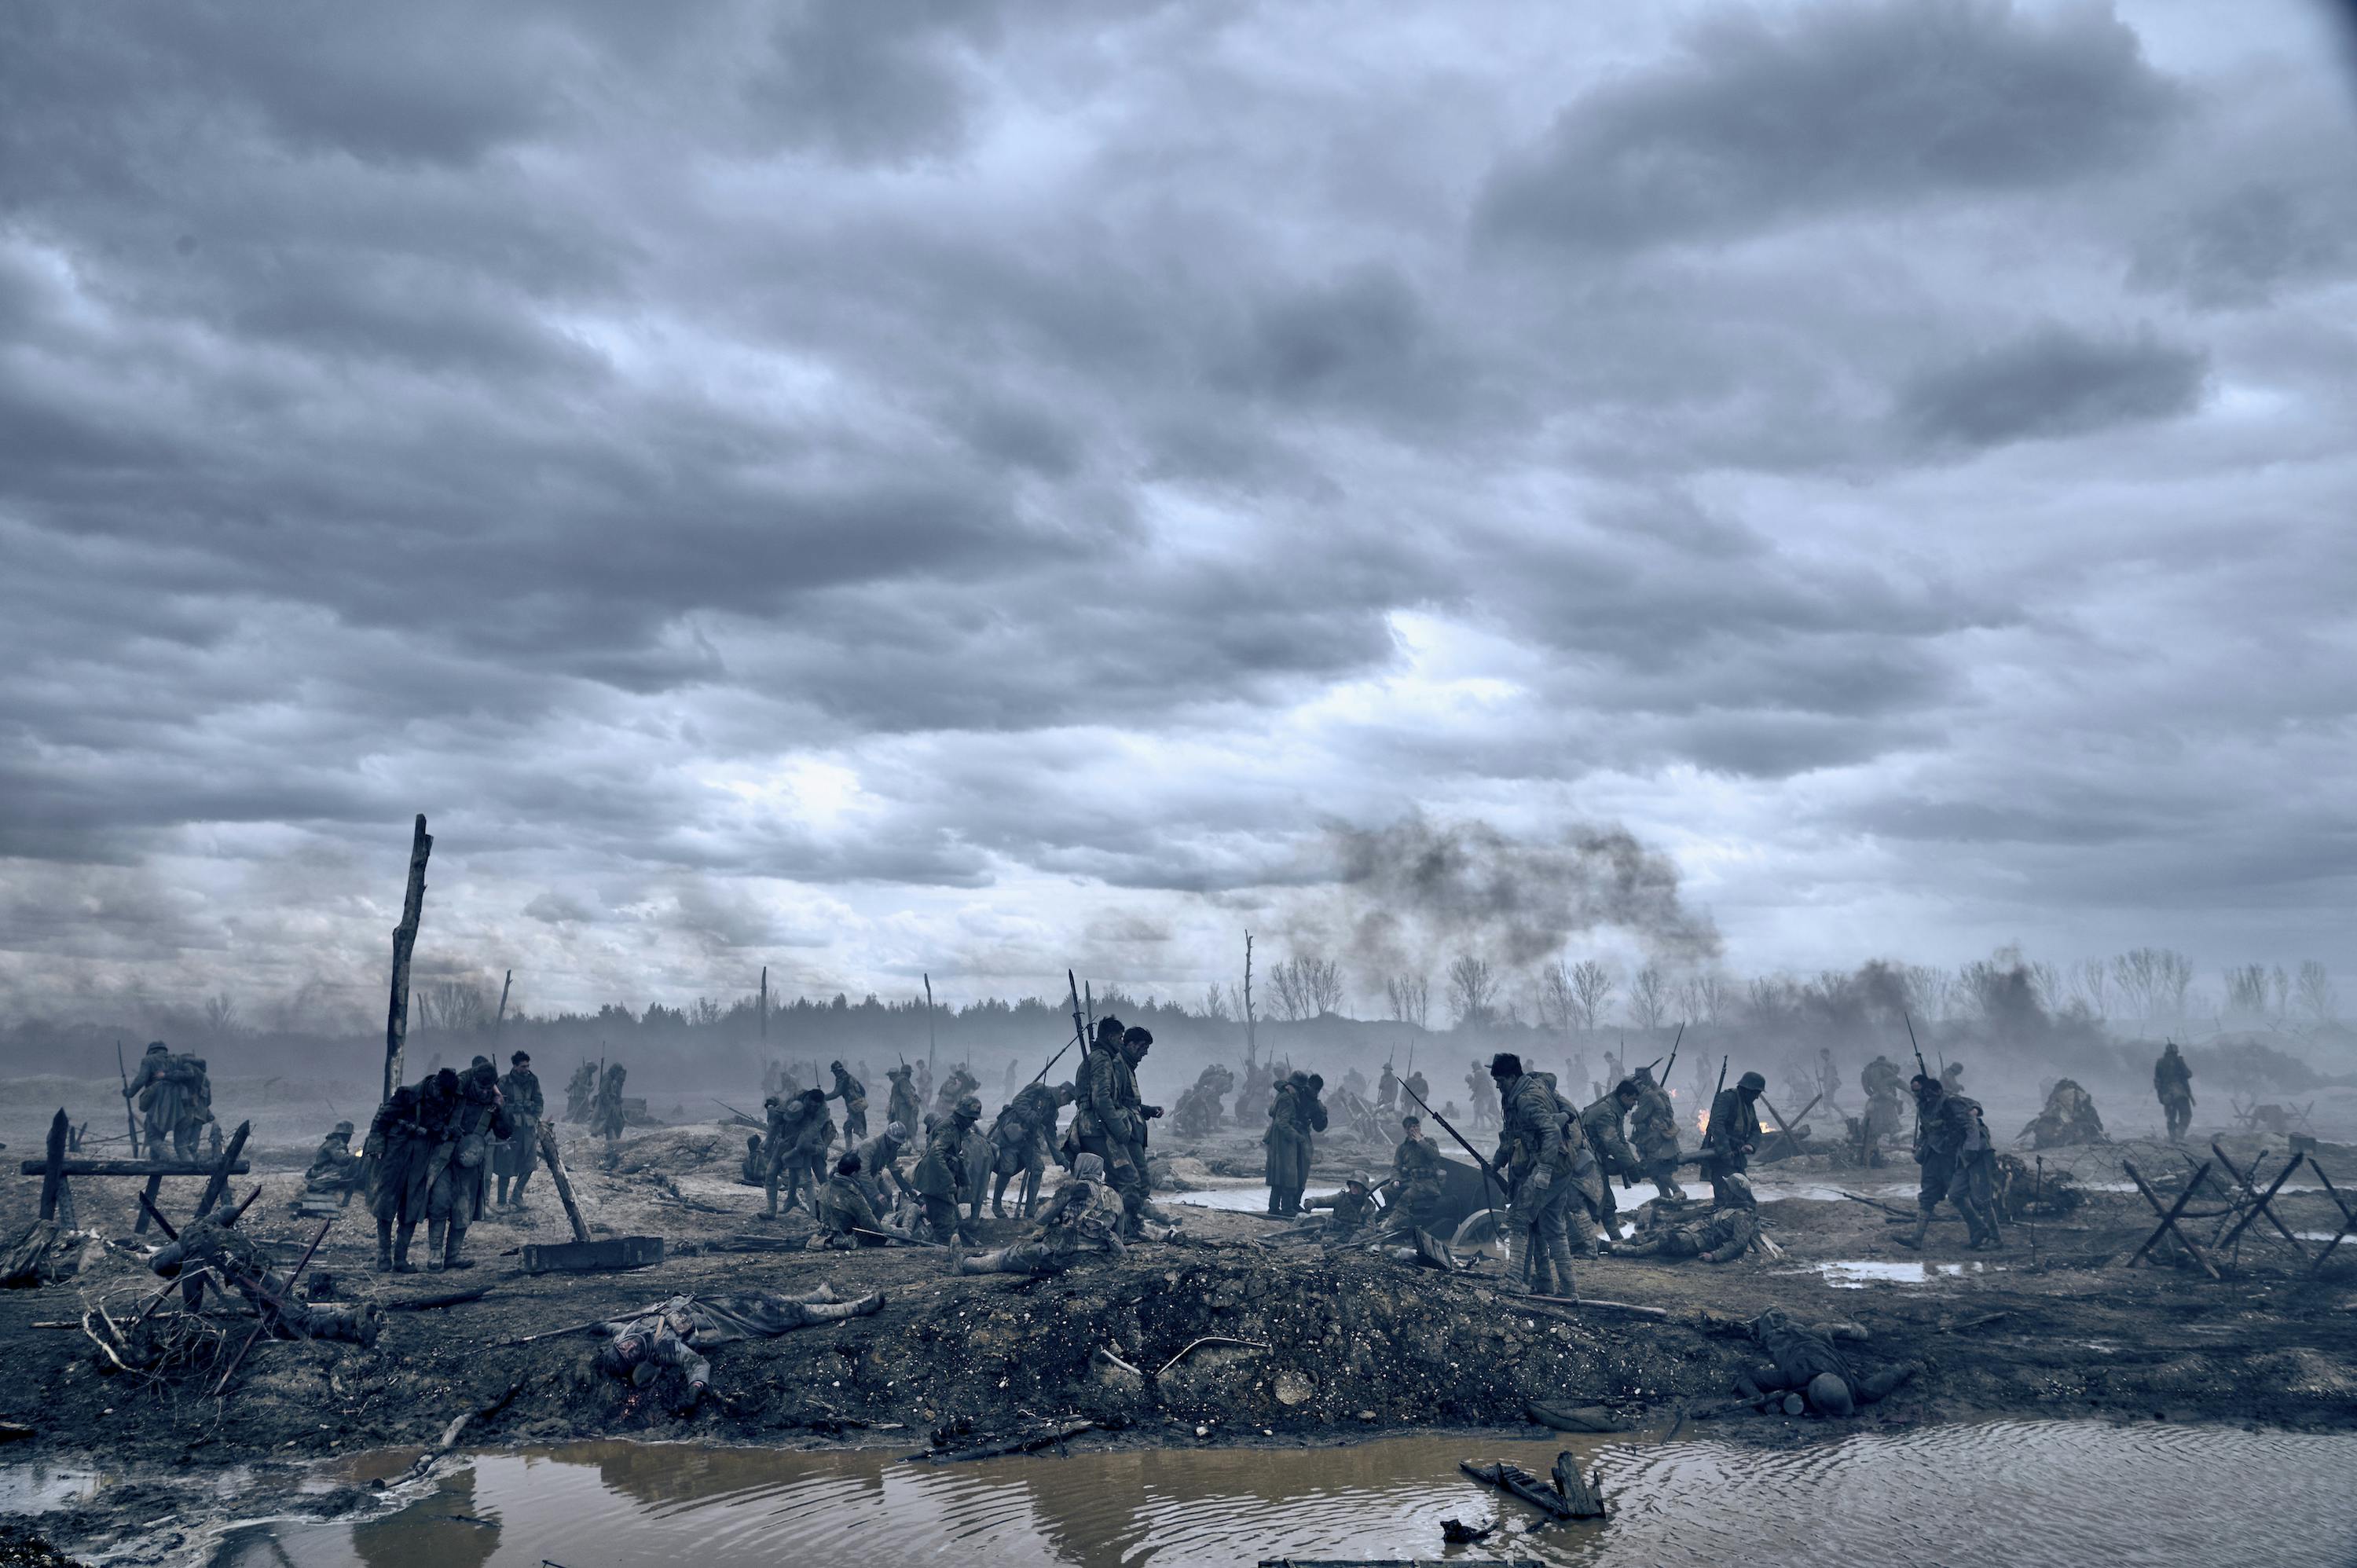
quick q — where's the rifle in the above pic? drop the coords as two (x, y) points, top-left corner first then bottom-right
(1661, 1021), (1684, 1081)
(713, 1099), (763, 1129)
(1699, 1055), (1730, 1166)
(1398, 1079), (1505, 1211)
(1904, 1011), (1930, 1148)
(116, 1039), (140, 1160)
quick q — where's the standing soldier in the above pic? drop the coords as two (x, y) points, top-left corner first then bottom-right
(365, 1085), (428, 1273)
(565, 1059), (597, 1123)
(1376, 1061), (1399, 1112)
(989, 1080), (1072, 1219)
(1628, 1066), (1686, 1202)
(1861, 1055), (1905, 1150)
(1384, 1114), (1447, 1237)
(826, 1060), (869, 1143)
(1702, 1070), (1765, 1207)
(1403, 1066), (1430, 1110)
(759, 1094), (800, 1218)
(1940, 1061), (1965, 1097)
(123, 1042), (203, 1162)
(2154, 1042), (2194, 1141)
(1264, 1075), (1306, 1216)
(887, 1063), (921, 1133)
(1488, 1052), (1579, 1299)
(592, 1062), (629, 1157)
(426, 1061), (511, 1272)
(1465, 1060), (1498, 1131)
(1897, 1073), (2003, 1251)
(1816, 1047), (1845, 1113)
(1119, 1027), (1168, 1228)
(785, 1088), (834, 1214)
(915, 1094), (984, 1245)
(1579, 1078), (1645, 1247)
(1072, 1018), (1144, 1229)
(495, 1050), (544, 1211)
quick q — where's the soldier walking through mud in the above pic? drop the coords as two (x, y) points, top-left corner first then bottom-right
(424, 1059), (511, 1271)
(825, 1060), (868, 1143)
(1466, 1059), (1501, 1131)
(123, 1041), (212, 1162)
(1579, 1078), (1644, 1247)
(592, 1061), (629, 1157)
(1489, 1052), (1579, 1299)
(886, 1062), (921, 1132)
(1897, 1072), (2003, 1251)
(495, 1050), (544, 1210)
(1629, 1065), (1684, 1201)
(365, 1081), (429, 1272)
(1376, 1061), (1398, 1112)
(1701, 1068), (1765, 1207)
(1073, 1017), (1153, 1233)
(2154, 1042), (2194, 1141)
(1860, 1054), (1905, 1152)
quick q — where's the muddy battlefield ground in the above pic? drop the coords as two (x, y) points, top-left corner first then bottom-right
(4, 1083), (2356, 1563)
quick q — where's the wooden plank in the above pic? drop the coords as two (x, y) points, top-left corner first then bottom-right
(133, 1174), (166, 1236)
(537, 1123), (590, 1244)
(17, 1160), (252, 1178)
(38, 1111), (67, 1222)
(520, 1236), (662, 1274)
(195, 1121), (252, 1218)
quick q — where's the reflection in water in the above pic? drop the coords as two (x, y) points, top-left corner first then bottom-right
(207, 1422), (2357, 1568)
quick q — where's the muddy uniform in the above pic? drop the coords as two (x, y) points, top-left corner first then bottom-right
(2154, 1046), (2194, 1141)
(1302, 1181), (1377, 1239)
(1904, 1085), (2002, 1249)
(1738, 1308), (1918, 1417)
(915, 1098), (983, 1244)
(815, 1173), (908, 1247)
(594, 1290), (884, 1411)
(1619, 1185), (1758, 1262)
(593, 1065), (629, 1146)
(762, 1092), (826, 1217)
(786, 1093), (835, 1212)
(1629, 1075), (1686, 1202)
(2020, 1079), (2106, 1149)
(426, 1064), (512, 1270)
(149, 1213), (379, 1346)
(1702, 1076), (1764, 1206)
(365, 1086), (428, 1269)
(304, 1127), (364, 1197)
(1403, 1070), (1429, 1108)
(853, 1128), (912, 1214)
(565, 1061), (597, 1123)
(495, 1061), (544, 1207)
(1263, 1080), (1306, 1215)
(1578, 1088), (1643, 1242)
(1861, 1057), (1905, 1145)
(827, 1063), (869, 1143)
(1376, 1064), (1399, 1111)
(887, 1067), (921, 1134)
(1387, 1129), (1447, 1235)
(124, 1044), (211, 1161)
(1073, 1028), (1147, 1229)
(956, 1162), (1127, 1276)
(990, 1081), (1068, 1218)
(1493, 1064), (1578, 1296)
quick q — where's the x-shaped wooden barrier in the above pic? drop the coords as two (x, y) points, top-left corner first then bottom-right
(2308, 1157), (2357, 1278)
(2122, 1159), (2220, 1279)
(2209, 1141), (2308, 1266)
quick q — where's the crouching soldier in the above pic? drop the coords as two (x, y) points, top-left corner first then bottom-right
(738, 1134), (766, 1187)
(1616, 1173), (1761, 1263)
(814, 1151), (915, 1247)
(1301, 1173), (1380, 1240)
(304, 1121), (365, 1200)
(954, 1152), (1129, 1276)
(1736, 1307), (1919, 1417)
(916, 1095), (984, 1244)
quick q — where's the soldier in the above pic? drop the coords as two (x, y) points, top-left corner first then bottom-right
(1861, 1055), (1906, 1149)
(1376, 1061), (1399, 1112)
(1118, 1027), (1170, 1226)
(1263, 1075), (1306, 1216)
(915, 1094), (984, 1244)
(2020, 1079), (2106, 1149)
(853, 1120), (915, 1215)
(304, 1120), (365, 1200)
(565, 1059), (597, 1123)
(1172, 1064), (1235, 1137)
(1628, 1066), (1685, 1202)
(738, 1133), (765, 1187)
(1940, 1061), (1965, 1097)
(989, 1079), (1072, 1218)
(496, 1050), (544, 1210)
(365, 1083), (430, 1272)
(759, 1094), (800, 1218)
(1816, 1047), (1845, 1113)
(1302, 1173), (1379, 1240)
(1464, 1061), (1494, 1131)
(150, 1212), (381, 1346)
(1897, 1074), (2003, 1251)
(955, 1152), (1131, 1275)
(592, 1288), (884, 1412)
(1617, 1173), (1759, 1262)
(1384, 1114), (1447, 1237)
(913, 1058), (933, 1113)
(935, 1063), (981, 1118)
(826, 1060), (869, 1143)
(786, 1088), (835, 1213)
(123, 1042), (212, 1162)
(592, 1062), (629, 1153)
(815, 1152), (915, 1247)
(2154, 1042), (2194, 1141)
(1489, 1052), (1579, 1299)
(425, 1061), (511, 1271)
(1702, 1071), (1766, 1207)
(886, 1063), (922, 1132)
(1072, 1018), (1147, 1231)
(1736, 1308), (1919, 1418)
(1404, 1067), (1429, 1108)
(1579, 1079), (1645, 1247)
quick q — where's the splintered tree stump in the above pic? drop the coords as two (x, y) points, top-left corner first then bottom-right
(1551, 1450), (1608, 1519)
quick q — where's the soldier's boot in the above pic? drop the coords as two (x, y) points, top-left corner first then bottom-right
(494, 1174), (510, 1207)
(1894, 1210), (1932, 1250)
(443, 1220), (475, 1270)
(374, 1218), (394, 1273)
(953, 1247), (1004, 1275)
(509, 1168), (532, 1209)
(991, 1171), (1014, 1219)
(1021, 1168), (1043, 1220)
(393, 1223), (419, 1273)
(424, 1218), (447, 1272)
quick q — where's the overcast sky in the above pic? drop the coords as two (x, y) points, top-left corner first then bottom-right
(2, 1), (2352, 1028)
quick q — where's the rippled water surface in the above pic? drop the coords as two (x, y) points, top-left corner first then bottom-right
(207, 1421), (2357, 1568)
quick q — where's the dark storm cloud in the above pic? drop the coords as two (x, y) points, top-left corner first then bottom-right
(0, 1), (2350, 1016)
(1477, 0), (2183, 253)
(1896, 324), (2207, 449)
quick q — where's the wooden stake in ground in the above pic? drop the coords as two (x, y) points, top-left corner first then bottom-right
(381, 814), (434, 1104)
(1242, 931), (1256, 1068)
(759, 965), (768, 1043)
(493, 969), (511, 1035)
(537, 1123), (591, 1244)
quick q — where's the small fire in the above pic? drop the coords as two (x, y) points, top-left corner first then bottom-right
(1695, 1108), (1710, 1134)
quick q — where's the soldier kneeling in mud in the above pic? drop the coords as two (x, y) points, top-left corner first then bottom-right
(1615, 1173), (1760, 1263)
(1299, 1172), (1380, 1240)
(1736, 1307), (1919, 1418)
(592, 1288), (885, 1413)
(955, 1152), (1160, 1276)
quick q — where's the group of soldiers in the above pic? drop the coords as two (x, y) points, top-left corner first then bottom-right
(355, 1050), (544, 1272)
(121, 1041), (215, 1161)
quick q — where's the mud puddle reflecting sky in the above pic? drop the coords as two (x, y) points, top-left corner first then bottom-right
(200, 1420), (2357, 1568)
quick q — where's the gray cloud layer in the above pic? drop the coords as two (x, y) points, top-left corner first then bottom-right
(2, 0), (2352, 1023)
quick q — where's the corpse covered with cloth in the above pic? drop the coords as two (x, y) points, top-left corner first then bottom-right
(592, 1288), (883, 1410)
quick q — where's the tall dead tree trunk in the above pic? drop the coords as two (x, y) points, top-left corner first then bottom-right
(494, 969), (511, 1035)
(1243, 931), (1257, 1068)
(759, 965), (768, 1043)
(382, 815), (433, 1105)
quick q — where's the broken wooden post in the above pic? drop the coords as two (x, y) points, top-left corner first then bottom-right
(493, 969), (511, 1035)
(2304, 1156), (2355, 1278)
(1459, 1458), (1574, 1520)
(1551, 1450), (1608, 1519)
(537, 1123), (591, 1244)
(382, 813), (434, 1104)
(2122, 1160), (2220, 1279)
(37, 1111), (67, 1222)
(2209, 1142), (2308, 1264)
(194, 1121), (252, 1219)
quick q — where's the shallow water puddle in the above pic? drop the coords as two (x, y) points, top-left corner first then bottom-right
(1798, 1258), (2001, 1288)
(193, 1421), (2357, 1567)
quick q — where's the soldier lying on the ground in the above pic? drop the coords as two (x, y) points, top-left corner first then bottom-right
(1735, 1307), (1919, 1418)
(2018, 1078), (2106, 1149)
(953, 1152), (1166, 1276)
(149, 1213), (380, 1346)
(1613, 1174), (1759, 1263)
(592, 1287), (885, 1412)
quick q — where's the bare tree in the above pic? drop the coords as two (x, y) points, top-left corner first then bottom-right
(1300, 954), (1345, 1017)
(2070, 958), (2110, 1019)
(1446, 954), (1499, 1024)
(1200, 984), (1233, 1023)
(202, 992), (243, 1035)
(1537, 961), (1575, 1033)
(1269, 958), (1310, 1022)
(1905, 965), (1956, 1023)
(2223, 963), (2270, 1017)
(1628, 963), (1670, 1031)
(2028, 961), (2066, 1016)
(2297, 961), (2339, 1024)
(1385, 972), (1431, 1031)
(2271, 965), (2290, 1019)
(1569, 958), (1616, 1032)
(416, 979), (492, 1033)
(1673, 972), (1729, 1025)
